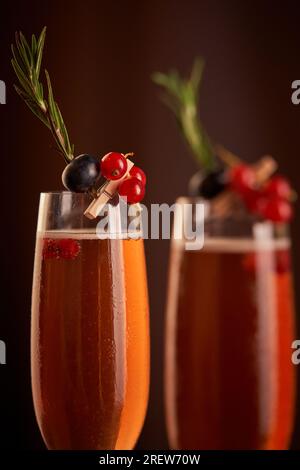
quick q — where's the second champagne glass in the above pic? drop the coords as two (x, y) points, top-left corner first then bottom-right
(165, 198), (296, 450)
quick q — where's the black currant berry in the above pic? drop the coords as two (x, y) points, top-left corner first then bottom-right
(62, 154), (101, 192)
(188, 169), (227, 199)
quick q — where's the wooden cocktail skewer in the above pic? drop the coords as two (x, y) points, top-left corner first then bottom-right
(211, 145), (282, 218)
(215, 144), (278, 186)
(212, 144), (297, 218)
(253, 155), (278, 186)
(84, 157), (134, 219)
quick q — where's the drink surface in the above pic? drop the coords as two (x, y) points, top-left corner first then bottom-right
(165, 237), (295, 450)
(31, 231), (149, 450)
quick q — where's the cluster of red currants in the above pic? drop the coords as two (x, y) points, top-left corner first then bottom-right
(230, 164), (293, 223)
(43, 238), (80, 260)
(100, 152), (146, 204)
(62, 151), (146, 204)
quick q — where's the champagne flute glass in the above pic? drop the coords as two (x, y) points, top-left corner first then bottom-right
(31, 192), (150, 449)
(165, 197), (296, 449)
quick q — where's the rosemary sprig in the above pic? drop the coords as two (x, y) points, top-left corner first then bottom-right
(152, 58), (215, 171)
(11, 27), (74, 163)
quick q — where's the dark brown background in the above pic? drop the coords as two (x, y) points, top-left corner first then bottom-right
(0, 0), (300, 449)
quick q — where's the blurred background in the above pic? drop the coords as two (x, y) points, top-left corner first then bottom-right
(0, 0), (300, 449)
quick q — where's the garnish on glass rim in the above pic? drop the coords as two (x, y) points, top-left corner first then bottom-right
(11, 27), (147, 217)
(152, 58), (214, 172)
(84, 154), (135, 219)
(153, 58), (296, 223)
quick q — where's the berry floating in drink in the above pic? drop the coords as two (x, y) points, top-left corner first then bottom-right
(43, 238), (81, 260)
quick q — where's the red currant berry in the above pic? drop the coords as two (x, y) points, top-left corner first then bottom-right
(101, 152), (128, 180)
(230, 164), (255, 195)
(130, 166), (147, 186)
(42, 238), (80, 260)
(43, 239), (59, 259)
(118, 177), (145, 203)
(259, 197), (293, 223)
(243, 189), (267, 214)
(262, 176), (291, 200)
(58, 239), (81, 260)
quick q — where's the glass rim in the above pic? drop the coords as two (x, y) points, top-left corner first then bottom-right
(40, 191), (91, 196)
(37, 191), (143, 236)
(175, 196), (289, 225)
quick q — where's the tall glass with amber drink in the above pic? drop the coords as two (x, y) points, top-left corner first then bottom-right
(153, 58), (297, 450)
(10, 26), (150, 450)
(31, 192), (149, 449)
(165, 198), (296, 449)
